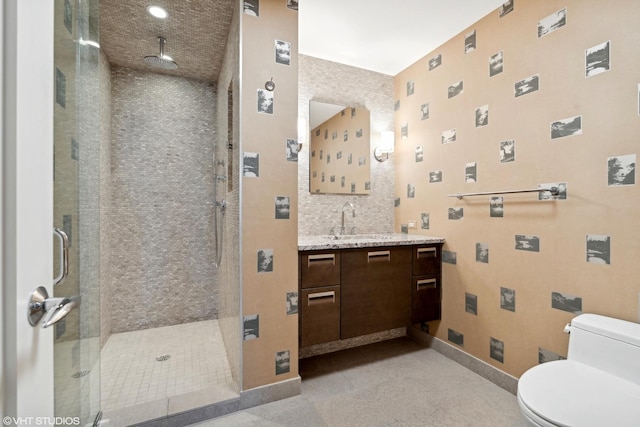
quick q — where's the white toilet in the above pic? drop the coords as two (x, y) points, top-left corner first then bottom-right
(517, 313), (640, 427)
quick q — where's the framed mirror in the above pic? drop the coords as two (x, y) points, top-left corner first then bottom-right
(309, 101), (370, 194)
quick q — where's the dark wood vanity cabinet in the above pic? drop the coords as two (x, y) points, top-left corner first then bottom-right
(298, 242), (443, 349)
(411, 244), (442, 323)
(299, 251), (341, 347)
(300, 286), (341, 347)
(340, 246), (412, 339)
(300, 251), (341, 288)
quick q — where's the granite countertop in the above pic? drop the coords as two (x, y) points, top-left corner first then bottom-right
(298, 233), (445, 251)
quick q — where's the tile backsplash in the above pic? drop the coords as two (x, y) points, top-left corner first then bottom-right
(298, 55), (395, 236)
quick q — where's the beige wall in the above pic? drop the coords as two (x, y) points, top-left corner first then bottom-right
(241, 0), (299, 390)
(394, 0), (640, 377)
(298, 55), (395, 236)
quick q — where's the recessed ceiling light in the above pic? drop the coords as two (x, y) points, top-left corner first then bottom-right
(147, 6), (168, 19)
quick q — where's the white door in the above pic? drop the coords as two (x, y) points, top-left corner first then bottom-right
(2, 0), (56, 421)
(2, 0), (101, 424)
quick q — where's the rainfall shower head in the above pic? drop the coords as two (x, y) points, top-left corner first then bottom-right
(144, 37), (178, 70)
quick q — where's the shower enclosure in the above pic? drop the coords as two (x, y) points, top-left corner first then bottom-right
(53, 0), (240, 424)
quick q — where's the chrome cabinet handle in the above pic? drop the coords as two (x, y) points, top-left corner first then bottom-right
(416, 278), (437, 291)
(28, 286), (79, 328)
(53, 227), (69, 286)
(416, 247), (437, 259)
(307, 290), (336, 305)
(307, 253), (336, 267)
(367, 250), (390, 263)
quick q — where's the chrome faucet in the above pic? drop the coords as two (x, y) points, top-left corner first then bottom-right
(341, 202), (356, 235)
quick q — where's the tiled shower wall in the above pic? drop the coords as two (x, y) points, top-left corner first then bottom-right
(215, 0), (241, 387)
(76, 40), (102, 342)
(53, 0), (81, 342)
(298, 55), (395, 236)
(109, 66), (218, 333)
(99, 49), (112, 347)
(53, 1), (103, 418)
(394, 0), (640, 378)
(53, 0), (102, 347)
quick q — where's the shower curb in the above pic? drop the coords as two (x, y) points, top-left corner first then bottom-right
(130, 377), (301, 427)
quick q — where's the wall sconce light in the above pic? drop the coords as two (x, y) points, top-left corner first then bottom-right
(374, 131), (395, 162)
(296, 117), (306, 152)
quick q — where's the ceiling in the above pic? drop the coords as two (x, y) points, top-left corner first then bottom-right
(99, 0), (507, 82)
(99, 0), (234, 82)
(299, 0), (508, 76)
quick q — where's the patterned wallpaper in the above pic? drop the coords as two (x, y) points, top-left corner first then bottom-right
(241, 0), (299, 390)
(309, 107), (371, 194)
(298, 55), (395, 236)
(394, 0), (640, 377)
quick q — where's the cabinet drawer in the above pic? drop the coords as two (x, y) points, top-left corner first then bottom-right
(300, 286), (341, 347)
(412, 245), (441, 276)
(300, 251), (341, 289)
(411, 275), (441, 323)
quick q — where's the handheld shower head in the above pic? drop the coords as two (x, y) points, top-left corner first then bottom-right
(144, 37), (178, 70)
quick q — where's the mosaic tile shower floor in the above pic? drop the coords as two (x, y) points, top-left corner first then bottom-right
(100, 320), (234, 412)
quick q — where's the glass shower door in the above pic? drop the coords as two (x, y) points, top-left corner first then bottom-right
(53, 0), (101, 424)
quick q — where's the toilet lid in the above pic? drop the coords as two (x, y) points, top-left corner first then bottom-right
(518, 360), (640, 427)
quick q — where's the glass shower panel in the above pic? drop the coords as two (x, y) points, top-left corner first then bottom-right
(53, 0), (101, 424)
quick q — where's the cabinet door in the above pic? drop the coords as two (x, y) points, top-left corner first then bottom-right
(341, 246), (412, 339)
(412, 275), (441, 323)
(300, 285), (341, 347)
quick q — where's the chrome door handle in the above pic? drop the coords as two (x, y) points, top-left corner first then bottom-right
(53, 227), (69, 286)
(28, 286), (80, 328)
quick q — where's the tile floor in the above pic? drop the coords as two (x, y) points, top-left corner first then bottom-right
(191, 337), (528, 426)
(54, 337), (101, 422)
(100, 320), (234, 412)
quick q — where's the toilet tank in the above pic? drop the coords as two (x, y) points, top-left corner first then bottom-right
(568, 314), (640, 385)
